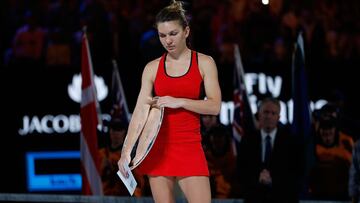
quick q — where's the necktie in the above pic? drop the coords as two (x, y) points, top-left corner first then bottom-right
(264, 135), (272, 167)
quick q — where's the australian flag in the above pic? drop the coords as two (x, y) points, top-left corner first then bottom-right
(232, 44), (256, 156)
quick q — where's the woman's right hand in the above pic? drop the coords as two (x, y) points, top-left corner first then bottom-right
(117, 154), (131, 178)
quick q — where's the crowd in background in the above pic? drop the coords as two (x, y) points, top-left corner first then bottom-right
(1, 0), (360, 104)
(1, 0), (360, 201)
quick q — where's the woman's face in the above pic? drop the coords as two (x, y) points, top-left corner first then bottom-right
(157, 20), (189, 54)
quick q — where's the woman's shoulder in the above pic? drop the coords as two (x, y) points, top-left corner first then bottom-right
(195, 51), (217, 75)
(141, 56), (163, 81)
(146, 56), (162, 67)
(143, 56), (162, 72)
(196, 51), (215, 63)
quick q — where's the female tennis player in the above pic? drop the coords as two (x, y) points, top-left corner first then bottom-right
(118, 0), (221, 202)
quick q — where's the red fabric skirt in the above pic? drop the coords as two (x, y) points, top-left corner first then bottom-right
(137, 138), (209, 176)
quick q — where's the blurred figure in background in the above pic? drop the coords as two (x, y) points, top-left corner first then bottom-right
(201, 115), (226, 149)
(8, 10), (46, 68)
(99, 107), (148, 196)
(349, 138), (360, 203)
(238, 97), (301, 203)
(204, 125), (238, 198)
(308, 111), (354, 201)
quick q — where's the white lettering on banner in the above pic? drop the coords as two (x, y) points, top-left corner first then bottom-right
(18, 114), (111, 136)
(245, 73), (282, 97)
(69, 115), (81, 133)
(19, 115), (81, 135)
(53, 115), (69, 133)
(258, 73), (267, 94)
(41, 115), (54, 133)
(23, 116), (41, 134)
(244, 73), (257, 94)
(266, 76), (282, 98)
(220, 101), (234, 126)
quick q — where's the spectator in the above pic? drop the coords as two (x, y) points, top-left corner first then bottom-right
(204, 125), (238, 198)
(238, 97), (302, 203)
(201, 115), (225, 148)
(349, 138), (360, 203)
(9, 10), (47, 67)
(308, 115), (354, 201)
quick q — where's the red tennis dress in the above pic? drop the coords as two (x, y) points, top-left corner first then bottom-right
(137, 50), (209, 176)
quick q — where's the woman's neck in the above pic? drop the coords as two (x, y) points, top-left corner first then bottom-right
(168, 47), (191, 60)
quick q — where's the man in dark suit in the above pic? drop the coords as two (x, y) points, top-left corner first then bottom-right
(238, 97), (302, 203)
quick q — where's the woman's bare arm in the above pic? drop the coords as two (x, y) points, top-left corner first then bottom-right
(120, 60), (158, 158)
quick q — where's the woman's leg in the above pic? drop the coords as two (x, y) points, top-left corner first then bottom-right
(148, 176), (176, 203)
(177, 176), (211, 203)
